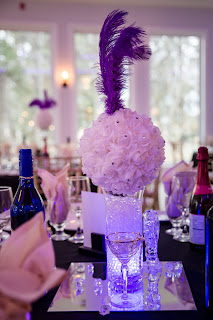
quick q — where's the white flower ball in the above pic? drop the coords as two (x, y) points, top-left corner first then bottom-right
(35, 109), (53, 131)
(78, 108), (165, 195)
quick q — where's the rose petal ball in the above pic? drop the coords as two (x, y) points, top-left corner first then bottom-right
(78, 108), (165, 196)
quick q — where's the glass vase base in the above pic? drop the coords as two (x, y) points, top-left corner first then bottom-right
(174, 233), (190, 242)
(68, 233), (84, 244)
(165, 228), (175, 235)
(111, 293), (140, 309)
(166, 228), (182, 238)
(51, 232), (70, 241)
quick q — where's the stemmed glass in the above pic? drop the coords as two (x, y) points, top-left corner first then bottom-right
(165, 186), (183, 238)
(67, 176), (91, 244)
(0, 186), (13, 244)
(48, 187), (70, 241)
(106, 232), (143, 308)
(172, 171), (196, 242)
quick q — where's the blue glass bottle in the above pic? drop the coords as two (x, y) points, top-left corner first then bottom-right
(10, 149), (45, 230)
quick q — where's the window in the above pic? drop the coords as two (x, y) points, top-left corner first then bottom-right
(0, 30), (53, 150)
(150, 35), (200, 165)
(74, 32), (130, 140)
(74, 32), (100, 140)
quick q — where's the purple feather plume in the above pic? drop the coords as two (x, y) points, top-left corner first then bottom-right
(96, 10), (151, 115)
(29, 90), (56, 109)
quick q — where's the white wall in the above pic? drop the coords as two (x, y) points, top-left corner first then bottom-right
(0, 0), (213, 146)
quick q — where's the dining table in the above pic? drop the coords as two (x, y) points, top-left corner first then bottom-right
(29, 220), (213, 320)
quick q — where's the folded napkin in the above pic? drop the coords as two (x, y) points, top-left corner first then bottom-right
(38, 163), (70, 223)
(0, 212), (66, 318)
(162, 160), (194, 195)
(38, 163), (70, 200)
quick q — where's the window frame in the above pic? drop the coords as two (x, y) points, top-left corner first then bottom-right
(0, 19), (58, 144)
(138, 26), (207, 145)
(67, 23), (101, 146)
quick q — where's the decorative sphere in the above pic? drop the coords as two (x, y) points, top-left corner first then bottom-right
(78, 108), (165, 196)
(35, 109), (53, 130)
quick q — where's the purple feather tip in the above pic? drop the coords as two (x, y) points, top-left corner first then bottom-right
(96, 9), (151, 115)
(29, 90), (56, 109)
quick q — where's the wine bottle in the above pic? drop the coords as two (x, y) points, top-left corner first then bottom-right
(206, 205), (213, 308)
(43, 137), (49, 157)
(10, 149), (45, 230)
(189, 146), (213, 250)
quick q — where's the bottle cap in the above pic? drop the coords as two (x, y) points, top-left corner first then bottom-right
(197, 146), (209, 160)
(19, 149), (33, 177)
(19, 148), (32, 160)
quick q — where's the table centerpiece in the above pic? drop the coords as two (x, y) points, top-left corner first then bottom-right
(78, 9), (165, 290)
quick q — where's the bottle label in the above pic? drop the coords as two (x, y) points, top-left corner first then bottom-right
(194, 185), (213, 195)
(189, 213), (205, 245)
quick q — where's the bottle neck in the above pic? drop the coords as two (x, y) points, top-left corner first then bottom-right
(19, 177), (34, 186)
(19, 158), (33, 179)
(194, 159), (212, 195)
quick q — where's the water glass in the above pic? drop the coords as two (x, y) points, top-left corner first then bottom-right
(67, 176), (91, 244)
(48, 198), (70, 241)
(0, 186), (13, 244)
(172, 171), (196, 242)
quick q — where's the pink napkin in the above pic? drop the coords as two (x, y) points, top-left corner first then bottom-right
(162, 160), (194, 195)
(0, 212), (66, 317)
(38, 163), (69, 200)
(38, 164), (70, 223)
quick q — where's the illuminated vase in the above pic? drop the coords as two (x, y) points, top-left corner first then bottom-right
(103, 188), (145, 291)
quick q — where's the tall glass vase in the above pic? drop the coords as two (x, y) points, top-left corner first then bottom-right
(103, 188), (145, 291)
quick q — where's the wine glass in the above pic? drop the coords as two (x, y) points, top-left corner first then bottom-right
(48, 189), (70, 241)
(172, 171), (196, 242)
(0, 186), (13, 244)
(67, 176), (91, 244)
(165, 185), (183, 238)
(105, 232), (143, 308)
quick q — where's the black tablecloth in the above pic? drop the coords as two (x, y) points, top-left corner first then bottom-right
(30, 222), (213, 320)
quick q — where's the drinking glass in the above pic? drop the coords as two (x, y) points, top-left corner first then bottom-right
(106, 232), (143, 308)
(172, 171), (196, 242)
(0, 186), (13, 244)
(48, 197), (70, 241)
(67, 176), (91, 244)
(165, 187), (183, 238)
